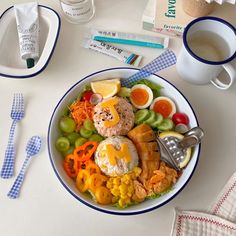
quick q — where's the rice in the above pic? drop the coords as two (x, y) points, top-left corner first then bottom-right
(94, 136), (139, 176)
(93, 97), (134, 137)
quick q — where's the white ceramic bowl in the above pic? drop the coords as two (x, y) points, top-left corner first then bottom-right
(48, 67), (200, 215)
(0, 5), (60, 78)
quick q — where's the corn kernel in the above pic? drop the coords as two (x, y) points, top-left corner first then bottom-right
(128, 185), (134, 193)
(106, 181), (113, 189)
(111, 188), (120, 197)
(134, 167), (142, 176)
(112, 196), (119, 203)
(113, 178), (121, 185)
(119, 183), (128, 192)
(120, 193), (127, 199)
(118, 198), (126, 207)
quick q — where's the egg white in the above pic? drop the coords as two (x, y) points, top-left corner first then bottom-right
(130, 84), (153, 109)
(150, 96), (176, 117)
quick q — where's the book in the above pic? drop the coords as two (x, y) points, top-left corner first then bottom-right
(142, 0), (195, 37)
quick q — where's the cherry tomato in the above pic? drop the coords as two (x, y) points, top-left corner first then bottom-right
(172, 112), (189, 125)
(82, 91), (93, 101)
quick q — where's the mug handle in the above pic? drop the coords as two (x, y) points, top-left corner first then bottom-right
(211, 63), (236, 90)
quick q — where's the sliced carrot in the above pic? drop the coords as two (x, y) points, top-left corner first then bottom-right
(69, 100), (94, 130)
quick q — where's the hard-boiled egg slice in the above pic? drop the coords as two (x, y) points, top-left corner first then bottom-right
(150, 96), (176, 118)
(130, 84), (153, 109)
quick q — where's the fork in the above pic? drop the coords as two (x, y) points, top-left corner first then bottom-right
(0, 93), (24, 179)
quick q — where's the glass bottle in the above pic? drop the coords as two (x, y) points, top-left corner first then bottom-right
(59, 0), (95, 24)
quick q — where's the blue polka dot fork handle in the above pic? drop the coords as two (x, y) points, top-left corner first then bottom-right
(0, 93), (24, 179)
(121, 49), (177, 88)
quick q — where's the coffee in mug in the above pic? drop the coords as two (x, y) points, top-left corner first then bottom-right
(187, 31), (230, 62)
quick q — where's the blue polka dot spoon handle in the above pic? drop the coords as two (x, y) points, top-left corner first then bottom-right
(0, 94), (24, 179)
(121, 49), (177, 87)
(7, 136), (41, 199)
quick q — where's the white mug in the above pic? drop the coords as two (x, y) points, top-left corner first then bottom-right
(176, 17), (236, 90)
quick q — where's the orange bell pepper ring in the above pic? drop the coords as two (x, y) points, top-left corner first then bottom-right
(63, 154), (80, 178)
(73, 141), (98, 162)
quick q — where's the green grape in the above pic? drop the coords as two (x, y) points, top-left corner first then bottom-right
(79, 127), (93, 138)
(56, 137), (70, 152)
(62, 145), (75, 156)
(59, 116), (76, 133)
(88, 134), (104, 142)
(75, 137), (87, 147)
(83, 119), (96, 131)
(66, 132), (81, 145)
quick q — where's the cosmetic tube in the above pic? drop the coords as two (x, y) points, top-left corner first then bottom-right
(14, 2), (39, 68)
(89, 29), (169, 49)
(83, 39), (143, 66)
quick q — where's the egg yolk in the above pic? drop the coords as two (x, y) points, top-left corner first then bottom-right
(130, 88), (149, 106)
(153, 100), (172, 118)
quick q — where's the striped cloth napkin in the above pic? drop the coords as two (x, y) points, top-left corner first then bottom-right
(171, 171), (236, 236)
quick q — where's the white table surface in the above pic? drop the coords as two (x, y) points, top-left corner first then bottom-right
(0, 1), (236, 236)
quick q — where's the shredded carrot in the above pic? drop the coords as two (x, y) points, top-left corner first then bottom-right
(69, 100), (94, 131)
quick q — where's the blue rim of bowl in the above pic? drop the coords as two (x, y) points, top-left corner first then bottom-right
(0, 5), (61, 79)
(183, 16), (236, 66)
(47, 67), (201, 215)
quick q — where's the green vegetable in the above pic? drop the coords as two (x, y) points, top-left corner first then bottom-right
(80, 127), (93, 138)
(157, 118), (174, 131)
(134, 109), (164, 128)
(134, 109), (150, 124)
(146, 187), (172, 199)
(88, 134), (104, 142)
(66, 132), (81, 145)
(62, 145), (75, 156)
(132, 79), (162, 97)
(56, 137), (70, 152)
(75, 137), (87, 147)
(151, 113), (163, 127)
(144, 110), (156, 126)
(117, 87), (131, 97)
(83, 119), (96, 131)
(59, 116), (76, 133)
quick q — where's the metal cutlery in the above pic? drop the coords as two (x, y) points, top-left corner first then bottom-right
(0, 93), (24, 179)
(156, 127), (204, 171)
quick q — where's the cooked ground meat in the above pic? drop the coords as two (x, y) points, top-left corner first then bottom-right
(93, 97), (134, 137)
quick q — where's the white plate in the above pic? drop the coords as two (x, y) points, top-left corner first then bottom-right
(48, 67), (201, 215)
(0, 5), (60, 78)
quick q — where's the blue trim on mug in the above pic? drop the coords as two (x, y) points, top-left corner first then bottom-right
(183, 16), (236, 66)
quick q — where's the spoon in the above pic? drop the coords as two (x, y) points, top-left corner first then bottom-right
(121, 49), (177, 87)
(7, 136), (41, 199)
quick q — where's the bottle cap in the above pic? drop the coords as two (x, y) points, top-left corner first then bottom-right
(26, 58), (35, 68)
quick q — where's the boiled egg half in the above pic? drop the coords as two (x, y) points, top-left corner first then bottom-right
(130, 84), (153, 109)
(150, 96), (176, 118)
